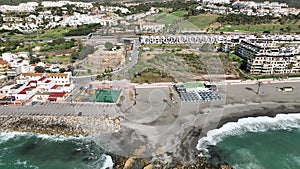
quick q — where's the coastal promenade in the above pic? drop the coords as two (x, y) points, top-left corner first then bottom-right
(0, 102), (118, 117)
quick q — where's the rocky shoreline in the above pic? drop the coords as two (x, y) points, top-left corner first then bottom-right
(0, 114), (232, 169)
(0, 115), (121, 136)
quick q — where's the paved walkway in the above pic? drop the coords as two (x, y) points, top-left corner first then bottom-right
(0, 102), (118, 117)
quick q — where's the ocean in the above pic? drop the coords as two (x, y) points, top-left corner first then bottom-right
(2, 113), (300, 169)
(0, 132), (113, 169)
(197, 113), (300, 169)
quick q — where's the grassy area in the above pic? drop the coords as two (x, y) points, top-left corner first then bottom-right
(144, 13), (167, 22)
(43, 55), (71, 64)
(217, 23), (300, 33)
(186, 14), (219, 29)
(131, 67), (175, 84)
(171, 10), (188, 17)
(1, 27), (76, 41)
(144, 10), (187, 25)
(228, 53), (243, 64)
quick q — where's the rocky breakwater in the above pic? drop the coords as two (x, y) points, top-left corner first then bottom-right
(114, 156), (233, 169)
(0, 115), (121, 136)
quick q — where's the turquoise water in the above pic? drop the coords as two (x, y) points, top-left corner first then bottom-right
(0, 132), (113, 169)
(197, 113), (300, 169)
(214, 128), (300, 169)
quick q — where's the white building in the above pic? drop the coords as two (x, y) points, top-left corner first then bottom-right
(236, 39), (300, 74)
(138, 22), (165, 32)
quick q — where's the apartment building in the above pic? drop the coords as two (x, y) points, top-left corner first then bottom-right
(0, 59), (8, 75)
(236, 39), (300, 74)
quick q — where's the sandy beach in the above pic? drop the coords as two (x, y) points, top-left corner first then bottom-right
(109, 79), (300, 168)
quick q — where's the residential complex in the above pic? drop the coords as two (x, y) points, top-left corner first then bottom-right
(198, 0), (300, 16)
(141, 34), (300, 75)
(0, 72), (74, 104)
(236, 39), (300, 74)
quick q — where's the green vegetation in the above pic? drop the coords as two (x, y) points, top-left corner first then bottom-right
(175, 52), (207, 74)
(104, 42), (114, 50)
(34, 66), (45, 73)
(144, 10), (187, 25)
(43, 55), (71, 64)
(131, 67), (175, 84)
(128, 0), (198, 15)
(65, 23), (102, 36)
(29, 55), (41, 64)
(186, 14), (219, 29)
(216, 13), (300, 33)
(227, 53), (243, 64)
(0, 27), (75, 41)
(217, 14), (273, 25)
(40, 38), (75, 52)
(217, 24), (300, 33)
(75, 44), (94, 60)
(171, 10), (188, 17)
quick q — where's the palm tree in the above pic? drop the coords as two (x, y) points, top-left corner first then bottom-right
(169, 92), (174, 101)
(256, 81), (262, 94)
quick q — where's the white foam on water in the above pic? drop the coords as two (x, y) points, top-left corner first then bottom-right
(197, 113), (300, 149)
(0, 132), (29, 144)
(0, 131), (87, 143)
(101, 155), (114, 169)
(14, 159), (39, 169)
(35, 133), (86, 142)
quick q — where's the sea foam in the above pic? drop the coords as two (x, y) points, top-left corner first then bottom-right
(0, 132), (29, 144)
(0, 131), (87, 144)
(101, 155), (114, 169)
(197, 113), (300, 149)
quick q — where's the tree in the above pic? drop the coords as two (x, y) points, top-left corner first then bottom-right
(67, 65), (74, 72)
(169, 92), (174, 100)
(286, 26), (292, 32)
(35, 66), (45, 73)
(78, 45), (94, 60)
(59, 68), (66, 73)
(104, 42), (114, 50)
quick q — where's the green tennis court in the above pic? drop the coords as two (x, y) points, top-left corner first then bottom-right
(95, 90), (121, 103)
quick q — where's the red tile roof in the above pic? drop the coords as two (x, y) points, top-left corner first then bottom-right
(49, 92), (66, 98)
(38, 77), (46, 81)
(51, 85), (59, 89)
(18, 87), (35, 94)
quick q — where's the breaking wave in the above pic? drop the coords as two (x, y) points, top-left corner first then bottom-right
(197, 113), (300, 149)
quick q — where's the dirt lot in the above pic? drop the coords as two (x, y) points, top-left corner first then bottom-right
(131, 48), (240, 83)
(86, 47), (126, 72)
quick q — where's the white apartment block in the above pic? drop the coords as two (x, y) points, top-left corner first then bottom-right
(236, 39), (300, 74)
(138, 22), (165, 33)
(202, 0), (230, 4)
